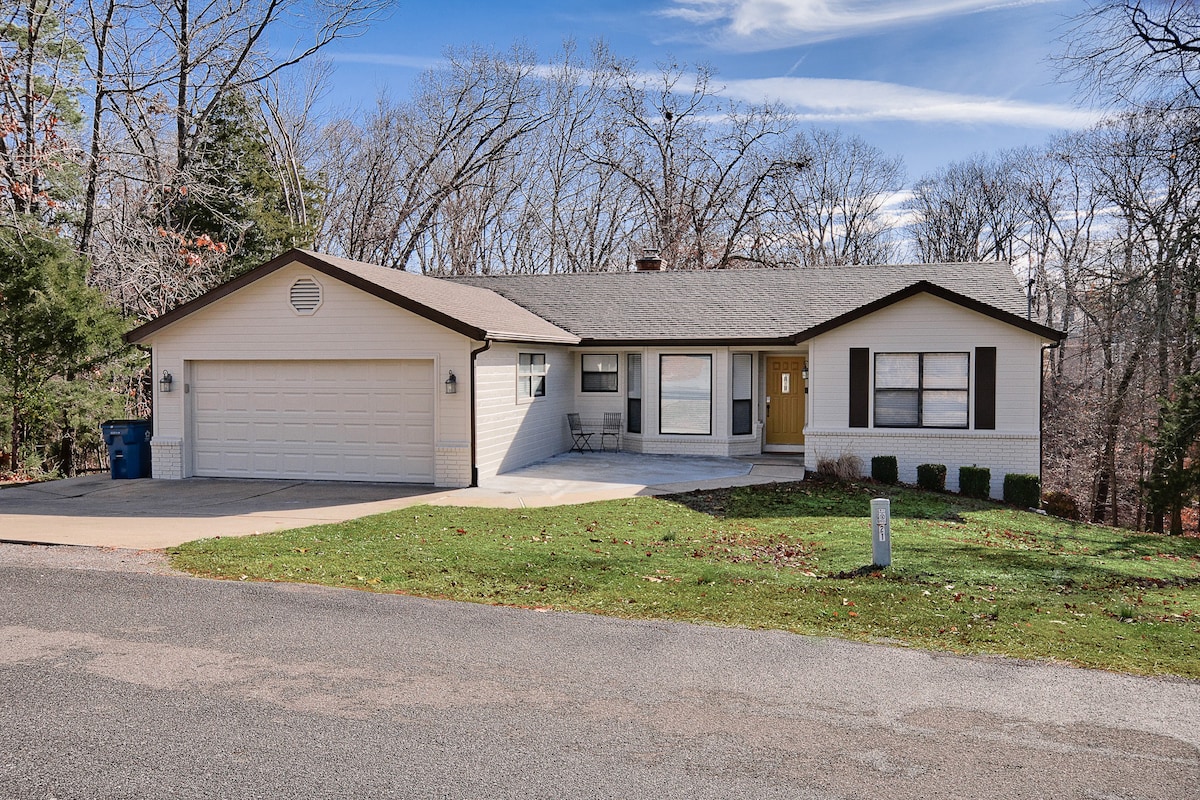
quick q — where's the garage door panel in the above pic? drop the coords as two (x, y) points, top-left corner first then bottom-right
(278, 419), (309, 443)
(407, 425), (434, 446)
(342, 423), (371, 447)
(281, 392), (310, 412)
(192, 359), (436, 483)
(308, 421), (336, 442)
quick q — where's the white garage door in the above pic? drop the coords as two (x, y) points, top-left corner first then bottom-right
(191, 360), (435, 483)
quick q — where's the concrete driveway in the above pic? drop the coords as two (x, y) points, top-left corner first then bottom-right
(0, 453), (804, 549)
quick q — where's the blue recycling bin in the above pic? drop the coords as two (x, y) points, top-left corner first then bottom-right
(101, 419), (153, 479)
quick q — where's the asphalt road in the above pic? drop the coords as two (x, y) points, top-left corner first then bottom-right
(1, 544), (1197, 799)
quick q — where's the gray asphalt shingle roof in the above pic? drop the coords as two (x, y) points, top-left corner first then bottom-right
(452, 261), (1056, 344)
(126, 250), (581, 345)
(304, 252), (579, 343)
(127, 251), (1063, 346)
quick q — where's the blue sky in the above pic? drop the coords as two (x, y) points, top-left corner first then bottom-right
(326, 0), (1100, 182)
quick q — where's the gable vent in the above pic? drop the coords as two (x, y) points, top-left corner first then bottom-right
(289, 277), (322, 314)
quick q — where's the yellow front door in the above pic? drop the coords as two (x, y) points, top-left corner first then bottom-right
(765, 356), (806, 446)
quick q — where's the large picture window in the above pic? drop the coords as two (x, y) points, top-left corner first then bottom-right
(518, 353), (547, 399)
(874, 352), (968, 428)
(660, 354), (712, 435)
(581, 353), (618, 392)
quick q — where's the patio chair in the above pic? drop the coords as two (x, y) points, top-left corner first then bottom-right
(600, 412), (622, 451)
(567, 413), (595, 452)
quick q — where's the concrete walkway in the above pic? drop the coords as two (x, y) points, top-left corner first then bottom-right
(0, 452), (805, 549)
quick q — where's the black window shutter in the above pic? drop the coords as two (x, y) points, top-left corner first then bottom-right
(849, 348), (869, 428)
(975, 347), (996, 430)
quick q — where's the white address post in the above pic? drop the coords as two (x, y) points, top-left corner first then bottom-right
(871, 498), (892, 567)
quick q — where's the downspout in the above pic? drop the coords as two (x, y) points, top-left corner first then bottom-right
(1039, 340), (1061, 499)
(469, 339), (492, 487)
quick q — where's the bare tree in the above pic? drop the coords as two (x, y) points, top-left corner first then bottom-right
(755, 128), (903, 267)
(587, 59), (792, 270)
(253, 58), (332, 241)
(78, 0), (390, 314)
(319, 44), (551, 272)
(1058, 1), (1200, 108)
(0, 0), (84, 227)
(905, 153), (1023, 263)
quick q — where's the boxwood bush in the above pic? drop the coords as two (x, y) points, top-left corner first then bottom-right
(1003, 473), (1041, 509)
(916, 463), (946, 492)
(959, 466), (991, 499)
(871, 455), (898, 485)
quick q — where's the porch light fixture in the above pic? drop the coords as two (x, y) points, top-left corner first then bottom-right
(445, 370), (457, 394)
(801, 366), (809, 381)
(159, 370), (174, 393)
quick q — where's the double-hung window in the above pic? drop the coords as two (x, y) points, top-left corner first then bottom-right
(581, 354), (618, 392)
(874, 352), (968, 428)
(518, 353), (547, 400)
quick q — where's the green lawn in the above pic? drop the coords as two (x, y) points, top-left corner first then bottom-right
(168, 479), (1200, 679)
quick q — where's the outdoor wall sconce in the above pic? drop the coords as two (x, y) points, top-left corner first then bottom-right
(801, 366), (809, 381)
(159, 370), (174, 393)
(445, 370), (457, 394)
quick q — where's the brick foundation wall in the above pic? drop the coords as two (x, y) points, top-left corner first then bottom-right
(150, 437), (183, 480)
(805, 429), (1039, 499)
(435, 445), (471, 487)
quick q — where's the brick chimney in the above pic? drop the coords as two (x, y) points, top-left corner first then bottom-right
(635, 250), (662, 271)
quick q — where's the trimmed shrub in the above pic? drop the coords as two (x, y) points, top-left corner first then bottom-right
(959, 466), (991, 499)
(815, 453), (863, 481)
(1043, 490), (1082, 520)
(1003, 474), (1041, 509)
(871, 455), (898, 485)
(916, 463), (946, 492)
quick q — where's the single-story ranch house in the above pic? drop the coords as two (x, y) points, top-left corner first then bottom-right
(126, 249), (1065, 497)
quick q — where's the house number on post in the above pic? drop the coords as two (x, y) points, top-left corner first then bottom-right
(871, 498), (892, 567)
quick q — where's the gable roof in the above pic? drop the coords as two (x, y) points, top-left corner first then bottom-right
(125, 250), (579, 345)
(127, 251), (1064, 347)
(453, 262), (1065, 345)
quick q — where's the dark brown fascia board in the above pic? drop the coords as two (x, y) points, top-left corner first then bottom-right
(577, 336), (797, 348)
(791, 281), (1067, 344)
(125, 249), (489, 344)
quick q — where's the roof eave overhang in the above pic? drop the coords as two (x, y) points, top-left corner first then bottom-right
(125, 249), (493, 344)
(488, 332), (581, 345)
(791, 281), (1067, 344)
(576, 336), (796, 348)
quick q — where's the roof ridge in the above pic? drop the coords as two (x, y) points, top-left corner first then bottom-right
(447, 261), (1013, 279)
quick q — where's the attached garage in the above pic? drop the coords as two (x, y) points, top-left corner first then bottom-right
(126, 250), (579, 487)
(191, 359), (435, 482)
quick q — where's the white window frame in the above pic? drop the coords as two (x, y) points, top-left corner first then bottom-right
(518, 352), (547, 401)
(580, 353), (619, 393)
(659, 354), (713, 436)
(874, 352), (969, 429)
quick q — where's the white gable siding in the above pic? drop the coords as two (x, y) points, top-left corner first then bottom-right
(474, 342), (573, 479)
(144, 261), (473, 485)
(806, 293), (1047, 497)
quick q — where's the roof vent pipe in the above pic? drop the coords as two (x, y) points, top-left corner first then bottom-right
(635, 250), (662, 271)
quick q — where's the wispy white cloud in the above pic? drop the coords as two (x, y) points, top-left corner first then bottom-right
(720, 76), (1101, 128)
(663, 0), (1059, 49)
